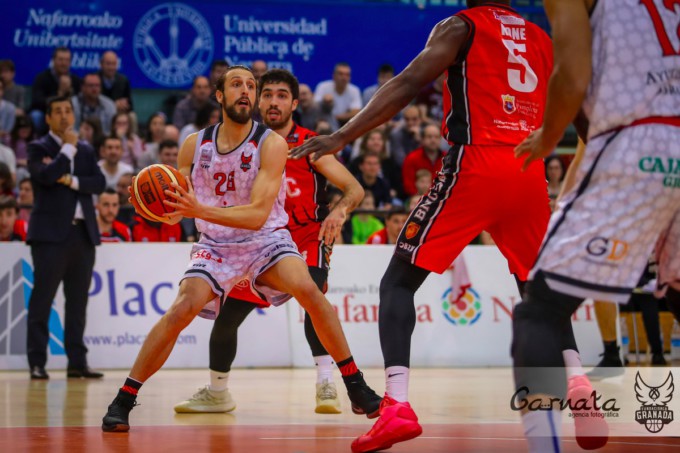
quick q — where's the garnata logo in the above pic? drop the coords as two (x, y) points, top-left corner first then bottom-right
(511, 386), (620, 414)
(134, 3), (213, 87)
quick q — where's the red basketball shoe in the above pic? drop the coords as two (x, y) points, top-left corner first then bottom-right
(567, 375), (609, 450)
(351, 395), (423, 453)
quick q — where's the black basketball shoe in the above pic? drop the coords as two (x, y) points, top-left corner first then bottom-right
(342, 372), (382, 418)
(102, 391), (137, 432)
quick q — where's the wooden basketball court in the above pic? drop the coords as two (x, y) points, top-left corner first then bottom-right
(1, 368), (679, 452)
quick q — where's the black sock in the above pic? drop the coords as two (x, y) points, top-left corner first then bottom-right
(603, 340), (619, 355)
(120, 377), (143, 397)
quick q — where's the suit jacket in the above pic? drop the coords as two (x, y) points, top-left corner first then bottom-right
(30, 70), (82, 112)
(99, 72), (133, 109)
(27, 134), (105, 245)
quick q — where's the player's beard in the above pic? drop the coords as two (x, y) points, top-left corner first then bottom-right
(224, 101), (252, 124)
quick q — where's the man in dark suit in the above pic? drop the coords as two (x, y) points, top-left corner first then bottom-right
(26, 95), (106, 380)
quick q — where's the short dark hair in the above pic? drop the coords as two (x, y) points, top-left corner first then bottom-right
(216, 65), (254, 92)
(101, 187), (118, 197)
(378, 64), (394, 75)
(46, 95), (73, 115)
(210, 60), (228, 71)
(100, 135), (121, 148)
(52, 47), (70, 59)
(334, 62), (351, 72)
(385, 207), (407, 220)
(0, 59), (15, 72)
(158, 139), (179, 154)
(0, 195), (18, 212)
(259, 69), (300, 100)
(83, 73), (102, 84)
(19, 177), (31, 186)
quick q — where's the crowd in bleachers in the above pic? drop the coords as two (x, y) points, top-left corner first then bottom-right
(0, 47), (568, 245)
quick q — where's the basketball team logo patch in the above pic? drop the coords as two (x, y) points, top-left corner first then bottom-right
(634, 371), (675, 433)
(502, 94), (516, 114)
(405, 222), (420, 239)
(240, 152), (253, 172)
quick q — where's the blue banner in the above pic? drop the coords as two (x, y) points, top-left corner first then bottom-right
(0, 1), (464, 90)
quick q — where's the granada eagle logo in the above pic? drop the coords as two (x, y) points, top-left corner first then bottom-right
(240, 152), (253, 172)
(634, 372), (675, 433)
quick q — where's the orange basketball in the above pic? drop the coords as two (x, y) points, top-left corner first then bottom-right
(131, 164), (188, 222)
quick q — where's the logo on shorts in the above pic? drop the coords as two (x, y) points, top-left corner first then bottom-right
(502, 94), (516, 114)
(586, 237), (629, 262)
(634, 371), (675, 433)
(240, 152), (253, 172)
(404, 222), (420, 240)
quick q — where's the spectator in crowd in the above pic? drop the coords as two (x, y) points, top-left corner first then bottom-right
(389, 105), (424, 166)
(0, 195), (26, 241)
(406, 195), (420, 212)
(351, 129), (403, 201)
(0, 144), (16, 185)
(355, 152), (392, 210)
(366, 208), (408, 245)
(16, 177), (33, 222)
(164, 124), (180, 143)
(209, 60), (229, 92)
(0, 80), (17, 144)
(26, 94), (105, 380)
(414, 169), (432, 196)
(545, 154), (566, 201)
(77, 117), (105, 152)
(115, 172), (135, 227)
(314, 62), (362, 127)
(415, 73), (445, 122)
(363, 64), (394, 105)
(97, 187), (131, 243)
(98, 51), (133, 115)
(138, 112), (167, 168)
(172, 76), (214, 129)
(111, 112), (144, 169)
(9, 115), (34, 169)
(132, 215), (183, 242)
(315, 119), (334, 137)
(402, 123), (445, 197)
(179, 102), (219, 145)
(72, 73), (116, 135)
(157, 140), (179, 168)
(251, 60), (268, 83)
(0, 59), (26, 113)
(350, 191), (384, 244)
(98, 136), (134, 189)
(29, 47), (81, 131)
(296, 83), (337, 131)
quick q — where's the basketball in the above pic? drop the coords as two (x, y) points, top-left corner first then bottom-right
(131, 164), (188, 222)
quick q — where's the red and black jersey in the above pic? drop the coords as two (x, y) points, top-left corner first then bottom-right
(1, 219), (27, 242)
(284, 123), (329, 228)
(100, 220), (132, 243)
(131, 216), (183, 243)
(442, 3), (553, 146)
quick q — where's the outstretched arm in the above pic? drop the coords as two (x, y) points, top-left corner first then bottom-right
(312, 155), (364, 244)
(515, 0), (592, 170)
(290, 16), (470, 161)
(165, 132), (288, 230)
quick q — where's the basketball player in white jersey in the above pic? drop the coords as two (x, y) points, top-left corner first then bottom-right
(101, 66), (381, 432)
(513, 1), (680, 451)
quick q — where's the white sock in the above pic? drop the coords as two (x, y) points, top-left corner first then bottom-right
(562, 349), (585, 379)
(314, 355), (334, 384)
(385, 366), (410, 402)
(522, 410), (562, 453)
(209, 369), (229, 392)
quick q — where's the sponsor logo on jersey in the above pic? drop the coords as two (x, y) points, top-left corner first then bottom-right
(240, 152), (253, 172)
(639, 157), (680, 188)
(404, 222), (420, 239)
(199, 147), (213, 169)
(502, 94), (516, 114)
(585, 236), (629, 262)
